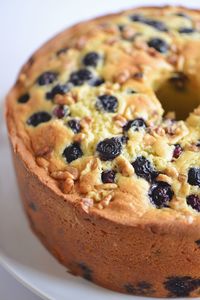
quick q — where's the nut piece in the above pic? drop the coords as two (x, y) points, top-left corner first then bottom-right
(115, 70), (130, 84)
(116, 155), (134, 177)
(80, 198), (94, 213)
(156, 174), (172, 185)
(36, 157), (49, 170)
(73, 133), (86, 142)
(62, 178), (74, 193)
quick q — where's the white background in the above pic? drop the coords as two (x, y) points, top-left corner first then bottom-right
(1, 0), (200, 299)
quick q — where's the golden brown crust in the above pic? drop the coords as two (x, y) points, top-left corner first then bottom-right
(5, 5), (200, 297)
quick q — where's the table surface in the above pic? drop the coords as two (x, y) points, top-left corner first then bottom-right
(1, 0), (200, 299)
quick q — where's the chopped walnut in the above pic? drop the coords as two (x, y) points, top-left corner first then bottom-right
(115, 69), (130, 84)
(80, 198), (94, 213)
(62, 177), (74, 193)
(156, 174), (172, 185)
(73, 133), (86, 142)
(116, 155), (134, 177)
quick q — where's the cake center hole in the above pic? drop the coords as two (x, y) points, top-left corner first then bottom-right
(155, 73), (199, 120)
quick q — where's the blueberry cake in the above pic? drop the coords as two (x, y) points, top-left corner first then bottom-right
(6, 5), (200, 297)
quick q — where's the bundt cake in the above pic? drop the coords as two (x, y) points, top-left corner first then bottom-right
(5, 5), (200, 297)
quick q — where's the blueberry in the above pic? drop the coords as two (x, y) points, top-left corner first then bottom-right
(46, 84), (69, 100)
(178, 27), (195, 34)
(62, 142), (83, 163)
(67, 119), (81, 133)
(89, 77), (105, 86)
(18, 93), (30, 104)
(96, 94), (118, 113)
(82, 52), (100, 67)
(188, 168), (200, 187)
(132, 156), (158, 183)
(101, 170), (116, 183)
(172, 144), (183, 159)
(175, 12), (191, 19)
(164, 276), (200, 297)
(53, 105), (69, 119)
(169, 72), (188, 91)
(148, 181), (174, 208)
(96, 137), (122, 161)
(37, 71), (57, 86)
(148, 38), (169, 53)
(187, 194), (200, 212)
(123, 118), (147, 132)
(69, 69), (93, 86)
(130, 14), (168, 32)
(27, 111), (52, 127)
(78, 263), (93, 281)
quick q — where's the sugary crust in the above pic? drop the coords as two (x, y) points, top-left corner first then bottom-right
(5, 5), (200, 297)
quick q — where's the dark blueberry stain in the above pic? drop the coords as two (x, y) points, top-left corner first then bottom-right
(29, 202), (37, 212)
(130, 14), (168, 32)
(148, 38), (169, 53)
(120, 135), (129, 144)
(164, 276), (200, 297)
(169, 72), (188, 91)
(78, 262), (93, 281)
(148, 181), (174, 208)
(101, 170), (116, 183)
(126, 88), (137, 94)
(195, 239), (200, 246)
(132, 156), (158, 183)
(82, 52), (100, 67)
(124, 281), (155, 296)
(69, 69), (93, 86)
(187, 194), (200, 212)
(123, 118), (147, 132)
(178, 27), (196, 34)
(62, 142), (83, 163)
(188, 168), (200, 187)
(37, 71), (57, 86)
(173, 144), (183, 159)
(27, 111), (52, 127)
(96, 94), (118, 113)
(96, 137), (122, 161)
(18, 93), (30, 104)
(46, 84), (70, 100)
(56, 47), (68, 56)
(67, 119), (81, 133)
(53, 105), (69, 119)
(89, 77), (105, 87)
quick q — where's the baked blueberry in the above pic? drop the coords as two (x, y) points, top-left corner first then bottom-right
(148, 181), (174, 208)
(188, 168), (200, 187)
(187, 194), (200, 212)
(17, 93), (30, 104)
(46, 84), (69, 100)
(83, 52), (100, 67)
(78, 262), (93, 281)
(101, 170), (116, 183)
(147, 38), (169, 53)
(164, 276), (200, 297)
(178, 27), (195, 34)
(69, 69), (93, 86)
(62, 142), (83, 163)
(132, 156), (158, 183)
(37, 71), (57, 86)
(175, 12), (190, 19)
(53, 105), (69, 119)
(27, 111), (52, 127)
(96, 94), (118, 113)
(130, 14), (168, 31)
(67, 119), (81, 133)
(123, 118), (147, 132)
(89, 77), (105, 86)
(172, 144), (183, 159)
(96, 137), (122, 161)
(195, 239), (200, 246)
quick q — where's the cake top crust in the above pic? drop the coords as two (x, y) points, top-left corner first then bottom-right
(6, 5), (200, 227)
